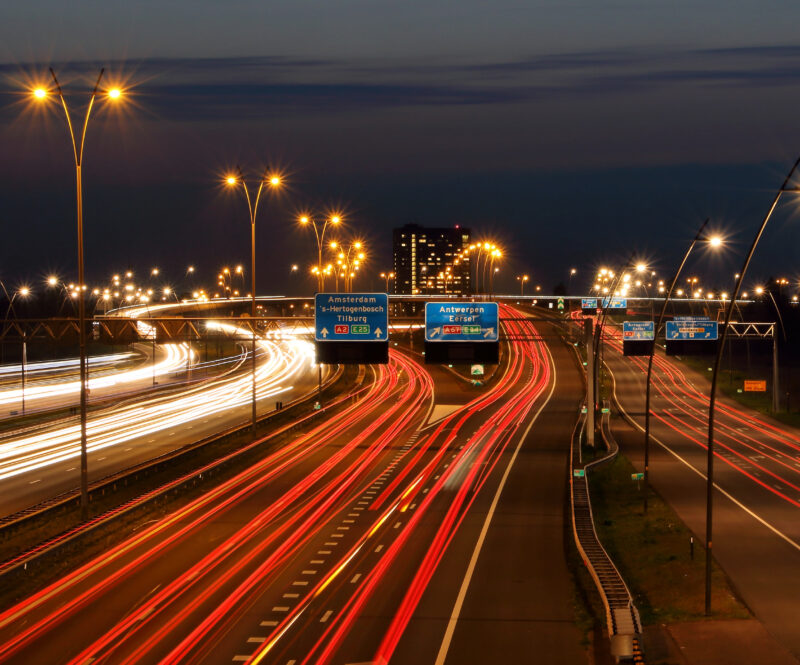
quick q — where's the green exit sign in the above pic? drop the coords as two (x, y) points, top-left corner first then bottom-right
(631, 472), (644, 481)
(351, 325), (370, 334)
(463, 325), (481, 335)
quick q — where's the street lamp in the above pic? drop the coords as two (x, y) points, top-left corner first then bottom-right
(568, 268), (577, 295)
(642, 220), (722, 513)
(379, 271), (395, 293)
(300, 215), (341, 292)
(516, 274), (529, 296)
(704, 156), (800, 616)
(32, 67), (124, 519)
(225, 168), (282, 431)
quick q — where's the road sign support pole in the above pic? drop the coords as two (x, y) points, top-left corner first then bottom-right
(585, 318), (595, 447)
(318, 363), (322, 394)
(21, 333), (26, 415)
(773, 332), (780, 413)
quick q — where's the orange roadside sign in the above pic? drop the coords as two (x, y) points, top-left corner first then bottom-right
(744, 380), (767, 392)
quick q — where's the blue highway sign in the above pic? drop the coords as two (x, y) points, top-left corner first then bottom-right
(601, 297), (627, 309)
(581, 298), (598, 309)
(315, 293), (388, 342)
(623, 321), (654, 340)
(666, 320), (718, 340)
(425, 302), (499, 342)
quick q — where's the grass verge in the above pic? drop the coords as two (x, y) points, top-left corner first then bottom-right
(588, 452), (749, 625)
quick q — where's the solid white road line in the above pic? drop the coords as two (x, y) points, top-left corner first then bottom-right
(609, 365), (800, 554)
(434, 339), (558, 665)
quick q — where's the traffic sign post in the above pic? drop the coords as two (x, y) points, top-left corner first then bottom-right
(622, 320), (655, 357)
(315, 293), (389, 364)
(425, 302), (498, 342)
(315, 293), (388, 342)
(665, 318), (719, 356)
(601, 297), (627, 309)
(424, 302), (499, 364)
(665, 319), (718, 340)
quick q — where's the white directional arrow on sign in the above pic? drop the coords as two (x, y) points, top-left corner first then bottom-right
(431, 327), (441, 338)
(483, 327), (495, 338)
(374, 327), (383, 338)
(320, 328), (329, 338)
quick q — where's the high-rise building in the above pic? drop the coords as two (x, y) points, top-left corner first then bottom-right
(392, 224), (471, 295)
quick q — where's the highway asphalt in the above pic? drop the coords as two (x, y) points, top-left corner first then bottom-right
(0, 336), (321, 517)
(0, 309), (589, 664)
(602, 323), (800, 659)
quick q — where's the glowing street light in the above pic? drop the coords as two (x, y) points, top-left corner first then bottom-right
(300, 214), (341, 292)
(642, 221), (723, 516)
(223, 166), (283, 431)
(30, 66), (126, 518)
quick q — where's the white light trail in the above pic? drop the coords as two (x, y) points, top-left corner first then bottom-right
(0, 325), (315, 481)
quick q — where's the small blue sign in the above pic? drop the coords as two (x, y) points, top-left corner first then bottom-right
(315, 293), (388, 342)
(581, 298), (598, 309)
(666, 320), (718, 340)
(623, 321), (654, 340)
(601, 297), (627, 309)
(425, 302), (499, 342)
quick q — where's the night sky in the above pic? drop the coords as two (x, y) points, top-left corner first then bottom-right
(2, 1), (800, 296)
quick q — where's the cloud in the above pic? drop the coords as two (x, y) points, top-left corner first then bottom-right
(3, 44), (800, 121)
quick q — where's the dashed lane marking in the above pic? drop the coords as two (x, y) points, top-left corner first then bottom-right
(351, 573), (362, 584)
(320, 610), (333, 623)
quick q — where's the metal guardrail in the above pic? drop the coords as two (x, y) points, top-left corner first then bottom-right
(570, 401), (642, 663)
(0, 364), (350, 577)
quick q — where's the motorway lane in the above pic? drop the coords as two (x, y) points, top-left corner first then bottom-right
(0, 310), (587, 664)
(601, 321), (800, 657)
(0, 352), (431, 664)
(228, 309), (570, 665)
(0, 334), (320, 517)
(401, 318), (585, 665)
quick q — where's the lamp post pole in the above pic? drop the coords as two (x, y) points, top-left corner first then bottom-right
(227, 169), (280, 432)
(643, 218), (710, 513)
(704, 156), (800, 616)
(44, 68), (117, 519)
(301, 216), (340, 293)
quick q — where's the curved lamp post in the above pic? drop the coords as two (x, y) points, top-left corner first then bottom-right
(643, 219), (723, 512)
(300, 215), (340, 292)
(704, 156), (800, 615)
(225, 168), (281, 431)
(32, 69), (123, 519)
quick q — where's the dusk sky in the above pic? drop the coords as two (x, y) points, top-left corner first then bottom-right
(2, 1), (800, 295)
